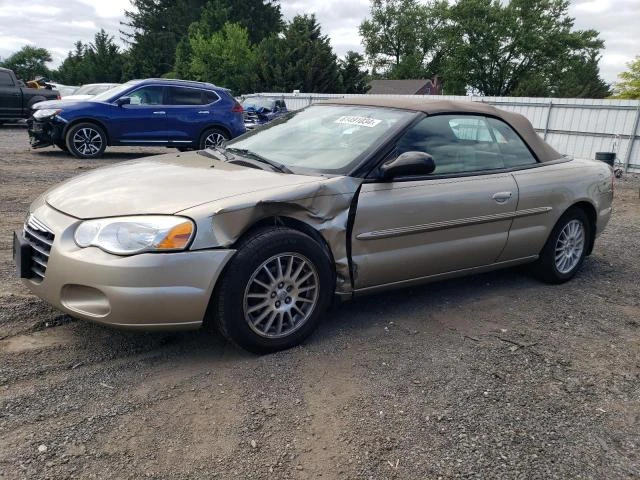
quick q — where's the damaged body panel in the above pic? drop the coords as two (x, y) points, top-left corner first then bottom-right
(16, 98), (613, 353)
(42, 151), (363, 292)
(179, 173), (363, 293)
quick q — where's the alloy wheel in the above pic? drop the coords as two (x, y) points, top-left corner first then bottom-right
(204, 132), (226, 149)
(554, 219), (585, 274)
(243, 253), (319, 339)
(72, 127), (102, 156)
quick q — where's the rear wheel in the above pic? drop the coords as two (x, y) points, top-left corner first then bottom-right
(211, 227), (333, 354)
(66, 122), (107, 159)
(199, 128), (228, 150)
(532, 208), (590, 284)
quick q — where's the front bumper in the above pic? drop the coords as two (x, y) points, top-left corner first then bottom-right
(27, 117), (64, 149)
(18, 203), (235, 330)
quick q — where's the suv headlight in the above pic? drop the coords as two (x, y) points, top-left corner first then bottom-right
(74, 216), (195, 255)
(33, 108), (62, 120)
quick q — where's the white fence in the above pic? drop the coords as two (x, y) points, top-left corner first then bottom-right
(242, 92), (640, 173)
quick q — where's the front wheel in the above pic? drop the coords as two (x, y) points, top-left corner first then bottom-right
(532, 208), (590, 284)
(66, 122), (107, 159)
(199, 128), (228, 150)
(211, 227), (333, 354)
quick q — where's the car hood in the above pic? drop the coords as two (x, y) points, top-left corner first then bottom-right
(33, 97), (94, 109)
(45, 151), (326, 219)
(60, 94), (93, 101)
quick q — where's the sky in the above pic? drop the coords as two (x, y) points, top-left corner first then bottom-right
(0, 0), (637, 84)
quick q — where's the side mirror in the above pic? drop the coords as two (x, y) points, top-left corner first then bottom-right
(380, 151), (436, 179)
(116, 96), (131, 107)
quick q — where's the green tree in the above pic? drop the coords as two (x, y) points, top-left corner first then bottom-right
(188, 23), (257, 93)
(444, 0), (605, 96)
(256, 15), (342, 93)
(54, 31), (124, 84)
(339, 51), (370, 93)
(122, 0), (209, 78)
(172, 0), (283, 79)
(612, 56), (640, 99)
(85, 29), (124, 82)
(190, 0), (282, 43)
(359, 0), (448, 79)
(254, 35), (286, 91)
(172, 37), (193, 80)
(54, 42), (88, 84)
(554, 53), (610, 98)
(0, 46), (52, 80)
(512, 52), (610, 98)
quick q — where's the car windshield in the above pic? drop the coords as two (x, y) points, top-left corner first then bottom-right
(58, 86), (78, 96)
(242, 97), (276, 111)
(227, 105), (415, 175)
(74, 84), (119, 96)
(92, 82), (139, 102)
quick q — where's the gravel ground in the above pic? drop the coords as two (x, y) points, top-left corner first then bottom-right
(0, 125), (639, 479)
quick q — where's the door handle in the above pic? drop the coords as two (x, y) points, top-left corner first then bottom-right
(492, 191), (513, 203)
(198, 110), (209, 114)
(152, 111), (166, 115)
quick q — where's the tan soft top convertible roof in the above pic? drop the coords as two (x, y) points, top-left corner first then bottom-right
(321, 97), (562, 163)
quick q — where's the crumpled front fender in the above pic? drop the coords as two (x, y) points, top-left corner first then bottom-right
(178, 176), (363, 294)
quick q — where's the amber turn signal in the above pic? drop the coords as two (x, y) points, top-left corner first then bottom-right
(157, 221), (194, 250)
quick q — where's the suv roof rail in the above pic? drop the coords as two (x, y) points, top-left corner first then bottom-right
(136, 78), (219, 88)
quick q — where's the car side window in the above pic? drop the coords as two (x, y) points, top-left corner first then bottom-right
(128, 86), (164, 106)
(486, 117), (537, 167)
(204, 91), (220, 104)
(396, 115), (505, 175)
(0, 72), (14, 86)
(169, 87), (208, 106)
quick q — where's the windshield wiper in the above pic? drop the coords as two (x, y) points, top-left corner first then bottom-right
(226, 147), (293, 174)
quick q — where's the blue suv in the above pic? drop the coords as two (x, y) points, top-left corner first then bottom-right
(28, 78), (246, 159)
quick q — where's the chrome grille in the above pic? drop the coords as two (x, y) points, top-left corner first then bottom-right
(23, 215), (54, 282)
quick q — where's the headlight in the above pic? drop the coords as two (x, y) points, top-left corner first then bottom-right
(74, 216), (195, 255)
(33, 108), (62, 120)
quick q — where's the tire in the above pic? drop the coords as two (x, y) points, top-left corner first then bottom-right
(65, 122), (107, 159)
(212, 227), (334, 354)
(532, 207), (590, 284)
(199, 127), (229, 150)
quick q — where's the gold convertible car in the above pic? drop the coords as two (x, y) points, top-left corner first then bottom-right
(14, 98), (614, 353)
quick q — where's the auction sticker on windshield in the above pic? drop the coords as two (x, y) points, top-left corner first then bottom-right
(335, 116), (382, 128)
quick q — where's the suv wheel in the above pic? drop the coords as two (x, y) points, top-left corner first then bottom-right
(212, 227), (333, 354)
(66, 122), (107, 159)
(199, 128), (228, 150)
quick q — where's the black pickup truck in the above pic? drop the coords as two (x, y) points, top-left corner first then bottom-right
(0, 67), (59, 123)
